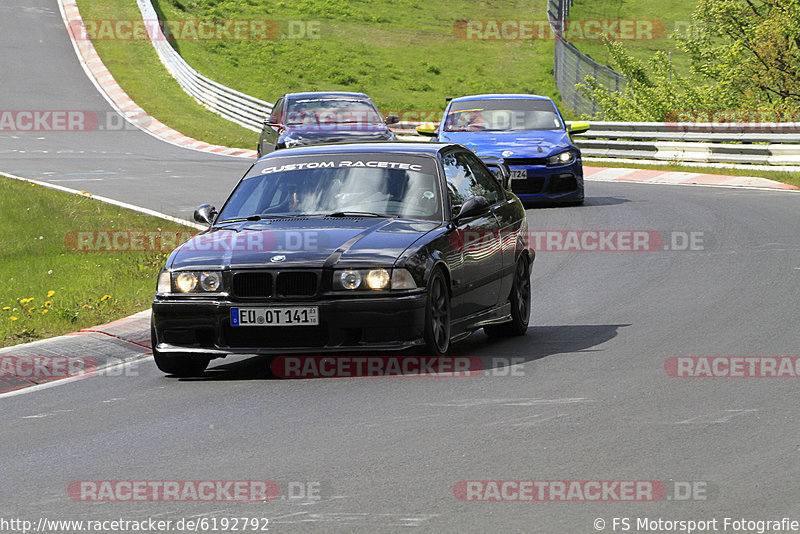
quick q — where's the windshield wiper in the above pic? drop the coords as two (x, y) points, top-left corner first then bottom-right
(216, 214), (311, 224)
(325, 211), (386, 218)
(216, 215), (263, 223)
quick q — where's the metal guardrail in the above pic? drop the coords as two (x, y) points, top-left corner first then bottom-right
(394, 121), (800, 165)
(136, 0), (272, 132)
(135, 1), (800, 166)
(576, 122), (800, 165)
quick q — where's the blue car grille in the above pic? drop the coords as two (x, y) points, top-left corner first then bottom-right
(504, 157), (548, 166)
(512, 177), (546, 194)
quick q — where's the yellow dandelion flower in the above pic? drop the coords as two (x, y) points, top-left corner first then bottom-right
(100, 295), (111, 301)
(28, 307), (34, 313)
(47, 290), (55, 297)
(10, 316), (17, 321)
(82, 304), (91, 309)
(41, 309), (49, 315)
(2, 306), (9, 311)
(45, 301), (52, 307)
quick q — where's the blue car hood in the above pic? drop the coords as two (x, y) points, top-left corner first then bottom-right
(438, 130), (572, 158)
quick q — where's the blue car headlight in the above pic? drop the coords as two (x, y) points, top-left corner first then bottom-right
(545, 150), (576, 166)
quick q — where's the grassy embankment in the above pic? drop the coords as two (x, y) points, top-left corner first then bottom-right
(0, 177), (193, 347)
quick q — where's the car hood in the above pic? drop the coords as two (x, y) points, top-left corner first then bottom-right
(438, 130), (572, 157)
(282, 125), (393, 144)
(168, 218), (440, 270)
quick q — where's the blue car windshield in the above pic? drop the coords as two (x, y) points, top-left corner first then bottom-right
(444, 99), (563, 132)
(218, 154), (443, 221)
(285, 99), (384, 126)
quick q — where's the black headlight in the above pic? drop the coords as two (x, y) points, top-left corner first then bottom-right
(332, 268), (417, 291)
(158, 271), (224, 294)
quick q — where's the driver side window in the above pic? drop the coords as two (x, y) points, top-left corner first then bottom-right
(442, 150), (503, 208)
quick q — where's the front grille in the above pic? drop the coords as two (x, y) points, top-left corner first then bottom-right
(505, 157), (548, 166)
(276, 272), (318, 296)
(512, 177), (546, 194)
(547, 173), (579, 193)
(232, 272), (272, 298)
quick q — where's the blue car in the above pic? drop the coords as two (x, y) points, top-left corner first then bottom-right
(417, 94), (590, 206)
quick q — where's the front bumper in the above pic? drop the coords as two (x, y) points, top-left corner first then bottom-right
(508, 160), (584, 204)
(151, 292), (427, 357)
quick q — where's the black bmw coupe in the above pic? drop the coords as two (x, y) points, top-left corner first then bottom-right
(151, 143), (533, 376)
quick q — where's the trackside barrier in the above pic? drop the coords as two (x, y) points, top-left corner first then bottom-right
(394, 121), (800, 165)
(547, 0), (626, 116)
(136, 0), (272, 132)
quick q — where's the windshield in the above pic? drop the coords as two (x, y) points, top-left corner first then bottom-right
(443, 98), (563, 132)
(218, 154), (443, 221)
(285, 99), (384, 126)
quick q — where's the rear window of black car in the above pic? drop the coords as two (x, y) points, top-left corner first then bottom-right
(218, 154), (443, 222)
(285, 99), (383, 126)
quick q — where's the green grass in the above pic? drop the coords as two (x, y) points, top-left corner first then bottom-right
(76, 0), (257, 148)
(77, 0), (571, 140)
(0, 177), (193, 347)
(584, 160), (800, 188)
(565, 0), (697, 73)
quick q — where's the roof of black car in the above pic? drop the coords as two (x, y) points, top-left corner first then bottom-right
(258, 142), (458, 158)
(285, 91), (371, 100)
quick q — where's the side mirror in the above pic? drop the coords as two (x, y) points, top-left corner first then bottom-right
(384, 114), (400, 125)
(454, 196), (490, 219)
(568, 121), (590, 135)
(193, 204), (217, 226)
(265, 115), (280, 126)
(415, 122), (438, 137)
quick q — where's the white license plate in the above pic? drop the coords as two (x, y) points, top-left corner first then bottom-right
(510, 169), (528, 180)
(230, 307), (319, 327)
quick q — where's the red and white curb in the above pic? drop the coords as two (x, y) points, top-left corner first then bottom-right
(57, 0), (257, 159)
(0, 310), (153, 398)
(584, 166), (799, 191)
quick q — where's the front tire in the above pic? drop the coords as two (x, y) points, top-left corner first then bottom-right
(423, 269), (451, 355)
(484, 255), (531, 338)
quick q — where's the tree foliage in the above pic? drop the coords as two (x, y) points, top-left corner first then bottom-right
(579, 0), (800, 120)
